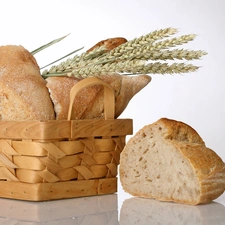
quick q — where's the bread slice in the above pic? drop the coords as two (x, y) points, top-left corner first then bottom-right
(46, 74), (151, 120)
(119, 118), (225, 205)
(0, 45), (55, 121)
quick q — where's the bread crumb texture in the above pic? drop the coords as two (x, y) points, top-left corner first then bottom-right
(120, 118), (225, 205)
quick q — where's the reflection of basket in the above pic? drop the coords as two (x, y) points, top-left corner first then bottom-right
(0, 194), (118, 224)
(0, 77), (132, 201)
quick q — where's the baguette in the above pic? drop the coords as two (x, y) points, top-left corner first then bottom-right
(0, 45), (55, 121)
(120, 118), (225, 205)
(46, 74), (151, 120)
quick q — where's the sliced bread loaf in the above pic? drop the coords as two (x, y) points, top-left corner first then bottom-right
(120, 118), (225, 205)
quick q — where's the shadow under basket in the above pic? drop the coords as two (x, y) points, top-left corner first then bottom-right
(0, 77), (133, 201)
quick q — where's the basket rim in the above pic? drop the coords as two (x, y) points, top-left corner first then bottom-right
(0, 118), (133, 140)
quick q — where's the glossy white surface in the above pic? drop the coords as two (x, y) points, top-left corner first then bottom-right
(118, 183), (225, 225)
(0, 0), (225, 224)
(0, 186), (224, 225)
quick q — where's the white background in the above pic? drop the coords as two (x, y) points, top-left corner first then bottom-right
(1, 0), (225, 218)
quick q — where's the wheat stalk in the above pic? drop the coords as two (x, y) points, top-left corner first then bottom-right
(150, 34), (196, 50)
(42, 59), (199, 78)
(31, 34), (70, 55)
(41, 27), (207, 78)
(107, 49), (207, 61)
(107, 33), (195, 59)
(109, 27), (177, 55)
(42, 45), (107, 75)
(76, 61), (199, 76)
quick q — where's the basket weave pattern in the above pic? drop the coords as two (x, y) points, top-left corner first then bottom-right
(0, 77), (132, 201)
(0, 137), (125, 183)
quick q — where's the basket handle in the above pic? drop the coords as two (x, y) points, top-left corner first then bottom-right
(67, 77), (115, 120)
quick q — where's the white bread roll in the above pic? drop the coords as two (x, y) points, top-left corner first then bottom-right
(0, 45), (55, 121)
(120, 118), (225, 205)
(46, 74), (151, 120)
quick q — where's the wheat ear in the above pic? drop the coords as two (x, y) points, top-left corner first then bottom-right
(41, 27), (207, 78)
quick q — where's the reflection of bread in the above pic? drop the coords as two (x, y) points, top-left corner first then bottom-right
(120, 118), (225, 205)
(46, 74), (151, 120)
(120, 197), (225, 225)
(0, 45), (55, 121)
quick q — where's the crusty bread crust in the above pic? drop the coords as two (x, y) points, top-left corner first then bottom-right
(158, 118), (205, 144)
(87, 37), (127, 52)
(0, 45), (55, 120)
(46, 76), (80, 120)
(46, 74), (151, 120)
(120, 118), (225, 205)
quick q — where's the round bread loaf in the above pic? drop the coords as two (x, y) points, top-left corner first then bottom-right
(0, 45), (55, 120)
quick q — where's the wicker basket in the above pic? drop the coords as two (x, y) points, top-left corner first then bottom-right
(0, 77), (133, 201)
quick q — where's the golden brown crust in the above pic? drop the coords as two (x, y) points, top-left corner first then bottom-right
(0, 45), (55, 121)
(174, 142), (225, 204)
(157, 118), (225, 204)
(87, 37), (127, 52)
(46, 74), (120, 120)
(120, 118), (225, 205)
(72, 73), (122, 119)
(115, 75), (151, 117)
(46, 74), (151, 120)
(0, 45), (39, 70)
(46, 76), (80, 120)
(156, 118), (205, 144)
